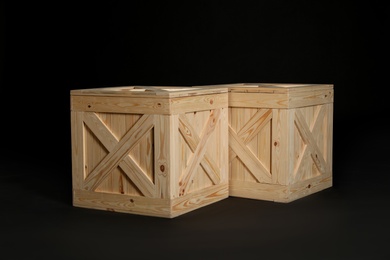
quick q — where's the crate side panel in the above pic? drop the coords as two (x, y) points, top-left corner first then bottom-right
(229, 107), (261, 182)
(293, 106), (326, 183)
(184, 110), (216, 194)
(178, 109), (226, 196)
(190, 112), (218, 193)
(91, 112), (155, 193)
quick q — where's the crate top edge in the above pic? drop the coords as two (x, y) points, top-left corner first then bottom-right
(195, 83), (334, 93)
(70, 86), (228, 97)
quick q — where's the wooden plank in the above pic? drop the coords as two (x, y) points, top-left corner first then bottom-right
(229, 107), (246, 181)
(82, 112), (155, 197)
(71, 96), (171, 114)
(227, 84), (333, 94)
(73, 189), (172, 218)
(171, 183), (228, 218)
(178, 114), (221, 185)
(326, 103), (334, 174)
(229, 92), (288, 108)
(171, 93), (228, 114)
(271, 109), (292, 185)
(179, 109), (221, 196)
(295, 109), (327, 175)
(229, 180), (289, 202)
(83, 114), (155, 191)
(71, 111), (85, 190)
(228, 89), (333, 109)
(154, 115), (176, 199)
(219, 107), (229, 184)
(230, 174), (332, 203)
(288, 88), (334, 108)
(71, 86), (227, 98)
(229, 125), (272, 183)
(288, 174), (332, 202)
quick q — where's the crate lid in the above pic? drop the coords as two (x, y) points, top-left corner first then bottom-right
(71, 86), (228, 97)
(197, 83), (333, 94)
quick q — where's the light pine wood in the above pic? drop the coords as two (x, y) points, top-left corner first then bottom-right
(171, 183), (228, 217)
(179, 109), (221, 196)
(197, 83), (334, 202)
(83, 112), (155, 197)
(71, 86), (229, 218)
(71, 86), (227, 98)
(178, 114), (221, 185)
(83, 114), (155, 191)
(71, 111), (84, 190)
(170, 93), (228, 114)
(73, 189), (172, 218)
(229, 174), (332, 203)
(73, 183), (228, 218)
(271, 108), (293, 185)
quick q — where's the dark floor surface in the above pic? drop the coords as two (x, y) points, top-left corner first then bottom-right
(1, 117), (389, 260)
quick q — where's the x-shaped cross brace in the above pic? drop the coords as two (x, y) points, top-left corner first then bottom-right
(82, 112), (156, 197)
(178, 109), (222, 196)
(229, 109), (273, 183)
(294, 107), (328, 181)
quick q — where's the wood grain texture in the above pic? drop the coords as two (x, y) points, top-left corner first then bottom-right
(83, 114), (154, 191)
(70, 86), (229, 217)
(71, 111), (84, 191)
(71, 86), (227, 98)
(229, 174), (331, 202)
(221, 84), (334, 202)
(179, 109), (221, 196)
(171, 184), (228, 218)
(178, 113), (221, 185)
(73, 189), (171, 218)
(171, 93), (228, 114)
(228, 89), (333, 109)
(71, 96), (171, 114)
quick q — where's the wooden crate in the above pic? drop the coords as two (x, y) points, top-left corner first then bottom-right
(70, 86), (229, 218)
(198, 83), (333, 202)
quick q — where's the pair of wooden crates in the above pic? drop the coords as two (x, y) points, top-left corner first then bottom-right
(70, 83), (333, 218)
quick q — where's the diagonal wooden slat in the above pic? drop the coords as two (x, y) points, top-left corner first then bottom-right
(179, 109), (221, 196)
(229, 126), (272, 183)
(311, 105), (326, 141)
(237, 109), (272, 144)
(294, 105), (327, 181)
(83, 113), (155, 193)
(178, 114), (221, 185)
(293, 144), (310, 181)
(82, 113), (155, 197)
(229, 147), (238, 162)
(295, 109), (327, 175)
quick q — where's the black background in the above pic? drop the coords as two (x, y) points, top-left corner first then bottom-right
(1, 1), (389, 259)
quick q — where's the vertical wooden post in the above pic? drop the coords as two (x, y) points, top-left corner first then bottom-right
(154, 114), (179, 199)
(71, 111), (85, 193)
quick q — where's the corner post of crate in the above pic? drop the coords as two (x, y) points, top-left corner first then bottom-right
(326, 102), (334, 180)
(271, 108), (293, 186)
(70, 111), (85, 194)
(220, 107), (229, 184)
(154, 114), (180, 200)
